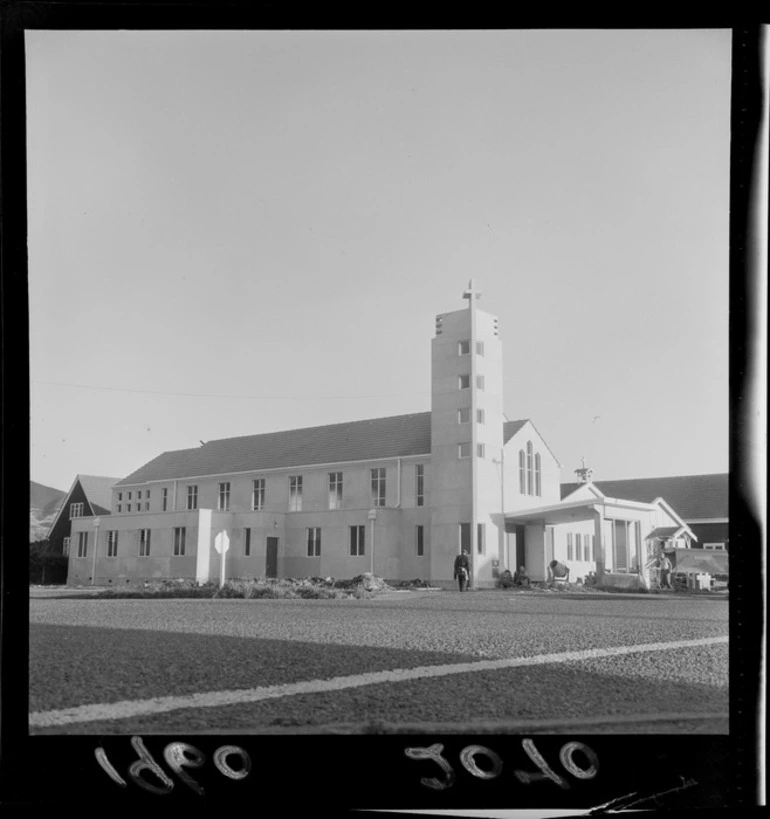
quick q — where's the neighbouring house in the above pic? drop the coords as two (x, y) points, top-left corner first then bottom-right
(560, 473), (728, 551)
(67, 283), (700, 591)
(47, 475), (121, 566)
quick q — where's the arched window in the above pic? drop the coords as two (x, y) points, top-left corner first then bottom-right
(526, 441), (533, 495)
(518, 450), (526, 493)
(535, 453), (542, 496)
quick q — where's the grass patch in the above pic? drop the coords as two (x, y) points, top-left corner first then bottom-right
(75, 574), (391, 601)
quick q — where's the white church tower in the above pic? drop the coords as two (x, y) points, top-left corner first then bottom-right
(429, 281), (505, 587)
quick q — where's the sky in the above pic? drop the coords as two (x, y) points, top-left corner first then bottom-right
(26, 29), (732, 492)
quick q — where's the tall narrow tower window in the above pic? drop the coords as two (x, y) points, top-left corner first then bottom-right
(458, 442), (471, 459)
(415, 464), (424, 506)
(476, 375), (485, 390)
(458, 374), (470, 390)
(526, 441), (534, 495)
(476, 341), (485, 356)
(458, 407), (470, 423)
(519, 450), (526, 493)
(458, 340), (470, 355)
(535, 453), (542, 496)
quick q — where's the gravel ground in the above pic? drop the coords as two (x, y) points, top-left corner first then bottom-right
(29, 591), (728, 734)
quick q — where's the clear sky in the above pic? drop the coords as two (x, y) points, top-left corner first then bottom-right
(27, 29), (731, 492)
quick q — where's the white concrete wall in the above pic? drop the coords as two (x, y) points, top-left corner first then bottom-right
(503, 423), (561, 512)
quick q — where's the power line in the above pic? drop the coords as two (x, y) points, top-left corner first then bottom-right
(31, 379), (427, 401)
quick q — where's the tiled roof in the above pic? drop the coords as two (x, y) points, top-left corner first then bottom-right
(503, 419), (528, 443)
(560, 474), (728, 519)
(117, 413), (434, 485)
(78, 475), (121, 514)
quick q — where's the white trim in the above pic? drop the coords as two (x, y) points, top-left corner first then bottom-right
(114, 453), (430, 489)
(684, 517), (729, 524)
(650, 497), (698, 540)
(503, 419), (563, 468)
(45, 475), (81, 538)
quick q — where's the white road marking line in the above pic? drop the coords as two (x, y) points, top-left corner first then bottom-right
(29, 635), (728, 728)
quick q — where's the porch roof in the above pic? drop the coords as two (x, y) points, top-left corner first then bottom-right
(504, 496), (656, 526)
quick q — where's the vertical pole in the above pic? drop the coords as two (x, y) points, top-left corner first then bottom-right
(370, 518), (375, 575)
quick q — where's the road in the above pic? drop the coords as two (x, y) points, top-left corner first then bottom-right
(29, 589), (729, 734)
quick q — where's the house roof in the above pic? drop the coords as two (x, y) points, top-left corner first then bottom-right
(78, 475), (121, 514)
(560, 473), (728, 520)
(118, 413), (542, 486)
(46, 474), (121, 537)
(117, 412), (436, 485)
(503, 420), (528, 443)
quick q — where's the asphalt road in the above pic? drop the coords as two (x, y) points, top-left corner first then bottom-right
(29, 589), (729, 734)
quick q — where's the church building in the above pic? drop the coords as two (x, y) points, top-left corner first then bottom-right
(68, 283), (695, 590)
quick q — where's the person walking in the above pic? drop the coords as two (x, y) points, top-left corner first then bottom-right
(454, 549), (470, 592)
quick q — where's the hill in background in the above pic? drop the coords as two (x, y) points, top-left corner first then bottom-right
(30, 480), (66, 542)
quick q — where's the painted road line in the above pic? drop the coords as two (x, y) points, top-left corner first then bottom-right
(29, 635), (728, 728)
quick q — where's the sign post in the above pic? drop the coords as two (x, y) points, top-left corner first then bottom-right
(214, 531), (230, 588)
(367, 509), (377, 575)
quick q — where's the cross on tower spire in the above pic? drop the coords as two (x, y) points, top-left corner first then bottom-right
(462, 278), (481, 306)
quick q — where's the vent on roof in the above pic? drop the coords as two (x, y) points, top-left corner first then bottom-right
(493, 317), (499, 337)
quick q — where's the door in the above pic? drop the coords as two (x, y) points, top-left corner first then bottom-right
(266, 537), (279, 578)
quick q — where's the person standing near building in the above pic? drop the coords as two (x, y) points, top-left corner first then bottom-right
(659, 552), (673, 590)
(454, 549), (470, 592)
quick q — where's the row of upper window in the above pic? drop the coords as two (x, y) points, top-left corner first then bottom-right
(116, 466), (427, 514)
(566, 533), (595, 562)
(66, 524), (429, 559)
(518, 443), (542, 497)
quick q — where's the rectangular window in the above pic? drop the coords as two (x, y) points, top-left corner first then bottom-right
(576, 533), (582, 561)
(350, 525), (365, 556)
(459, 522), (471, 554)
(173, 527), (186, 556)
(186, 485), (198, 511)
(69, 502), (84, 519)
(476, 408), (485, 424)
(145, 490), (151, 511)
(458, 340), (471, 355)
(476, 443), (485, 458)
(289, 476), (303, 511)
(567, 532), (574, 561)
(329, 472), (343, 510)
(458, 442), (471, 458)
(252, 478), (265, 511)
(704, 543), (726, 550)
(63, 537), (71, 557)
(218, 482), (231, 511)
(371, 467), (386, 507)
(416, 525), (424, 556)
(477, 522), (485, 555)
(107, 530), (119, 558)
(459, 374), (471, 390)
(416, 464), (424, 507)
(139, 529), (152, 557)
(137, 490), (142, 500)
(244, 528), (251, 557)
(117, 504), (122, 513)
(458, 407), (471, 423)
(476, 375), (485, 390)
(128, 492), (132, 501)
(613, 520), (629, 572)
(476, 341), (485, 356)
(161, 488), (168, 512)
(127, 503), (132, 513)
(588, 534), (594, 562)
(307, 527), (321, 557)
(77, 531), (88, 558)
